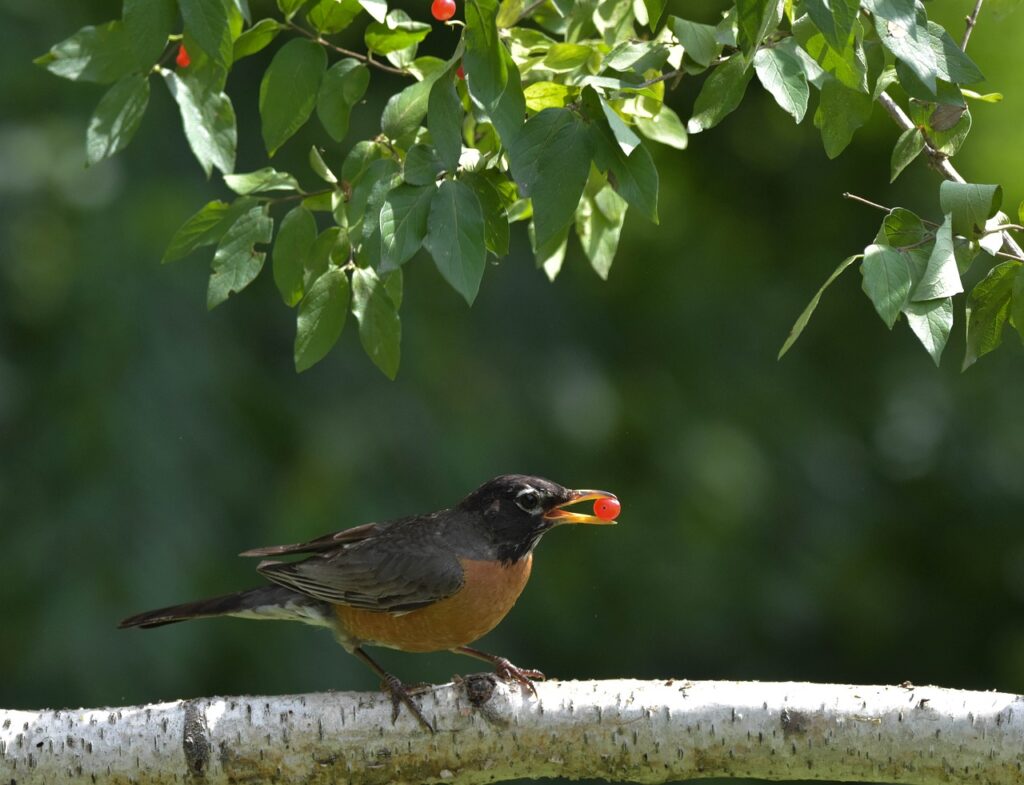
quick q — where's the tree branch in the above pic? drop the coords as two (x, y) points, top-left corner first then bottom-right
(875, 90), (1024, 260)
(3, 679), (1023, 785)
(962, 0), (985, 51)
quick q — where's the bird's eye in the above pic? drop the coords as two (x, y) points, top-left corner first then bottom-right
(515, 489), (542, 513)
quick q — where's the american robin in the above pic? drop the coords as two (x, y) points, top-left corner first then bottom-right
(120, 474), (618, 731)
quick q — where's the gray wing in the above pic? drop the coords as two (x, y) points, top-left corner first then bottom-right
(255, 515), (464, 613)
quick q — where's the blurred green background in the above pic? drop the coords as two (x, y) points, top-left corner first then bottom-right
(3, 0), (1024, 766)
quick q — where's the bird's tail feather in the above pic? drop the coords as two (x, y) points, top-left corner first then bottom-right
(119, 585), (322, 629)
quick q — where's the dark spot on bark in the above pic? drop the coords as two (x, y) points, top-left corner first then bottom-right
(182, 699), (211, 778)
(463, 673), (497, 707)
(780, 708), (809, 737)
(917, 698), (930, 709)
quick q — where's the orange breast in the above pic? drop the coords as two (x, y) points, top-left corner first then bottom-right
(334, 555), (533, 652)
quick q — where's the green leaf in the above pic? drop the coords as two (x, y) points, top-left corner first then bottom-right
(359, 0), (388, 22)
(304, 227), (346, 287)
(603, 41), (670, 74)
(273, 206), (317, 306)
(424, 180), (487, 304)
(642, 0), (666, 29)
(163, 200), (250, 263)
(926, 21), (984, 85)
(912, 214), (962, 301)
(667, 17), (719, 68)
(309, 146), (338, 183)
(963, 261), (1021, 369)
(509, 108), (594, 250)
(278, 0), (309, 20)
(295, 267), (350, 372)
(584, 94), (659, 224)
(347, 156), (400, 226)
(428, 75), (464, 171)
(36, 22), (136, 84)
(365, 12), (430, 54)
(207, 204), (273, 310)
(402, 145), (444, 186)
(544, 42), (594, 72)
(889, 127), (924, 182)
(233, 19), (282, 61)
(634, 104), (688, 149)
(792, 16), (867, 92)
(307, 0), (363, 33)
(464, 0), (524, 144)
(223, 167), (301, 195)
(778, 254), (860, 359)
(902, 297), (952, 366)
(575, 183), (627, 279)
(260, 39), (327, 156)
(462, 171), (510, 257)
(379, 184), (434, 269)
(533, 223), (569, 281)
(123, 0), (176, 69)
(523, 81), (579, 112)
(813, 78), (873, 158)
(861, 243), (915, 328)
(86, 74), (150, 165)
(939, 181), (1003, 238)
(180, 0), (233, 67)
(1012, 267), (1024, 344)
(316, 59), (370, 142)
(803, 0), (860, 52)
(864, 0), (936, 93)
(736, 0), (781, 55)
(882, 207), (928, 247)
(753, 45), (809, 122)
(163, 69), (237, 176)
(381, 70), (444, 140)
(600, 97), (641, 155)
(351, 267), (401, 379)
(687, 57), (754, 133)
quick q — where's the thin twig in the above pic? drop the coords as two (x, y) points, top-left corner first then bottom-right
(961, 0), (984, 51)
(842, 192), (895, 215)
(843, 193), (1024, 263)
(286, 21), (410, 76)
(634, 69), (684, 89)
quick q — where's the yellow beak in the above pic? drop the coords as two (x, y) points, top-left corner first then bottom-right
(542, 489), (618, 525)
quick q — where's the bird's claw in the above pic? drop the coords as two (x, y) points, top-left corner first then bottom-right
(492, 657), (545, 697)
(380, 674), (435, 733)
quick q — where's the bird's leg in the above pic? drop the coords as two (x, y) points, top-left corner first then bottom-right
(452, 645), (545, 697)
(352, 647), (435, 733)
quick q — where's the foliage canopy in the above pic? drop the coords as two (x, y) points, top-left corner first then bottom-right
(37, 0), (1024, 375)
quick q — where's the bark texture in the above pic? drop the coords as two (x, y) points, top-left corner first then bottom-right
(2, 679), (1022, 784)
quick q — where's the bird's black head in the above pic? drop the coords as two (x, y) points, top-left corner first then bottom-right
(459, 474), (618, 563)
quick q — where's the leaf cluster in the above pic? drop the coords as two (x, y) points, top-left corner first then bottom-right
(37, 0), (1024, 374)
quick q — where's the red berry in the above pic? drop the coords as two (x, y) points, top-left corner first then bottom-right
(431, 0), (457, 21)
(176, 44), (190, 68)
(456, 64), (465, 80)
(593, 497), (620, 521)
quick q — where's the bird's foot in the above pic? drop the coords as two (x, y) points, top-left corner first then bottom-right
(379, 673), (435, 733)
(491, 657), (545, 697)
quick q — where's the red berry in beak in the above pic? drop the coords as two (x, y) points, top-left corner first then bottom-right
(593, 497), (620, 521)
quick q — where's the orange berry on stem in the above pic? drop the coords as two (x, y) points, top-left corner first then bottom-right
(176, 44), (190, 68)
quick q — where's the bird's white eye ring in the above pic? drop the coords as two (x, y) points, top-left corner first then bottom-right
(515, 488), (542, 513)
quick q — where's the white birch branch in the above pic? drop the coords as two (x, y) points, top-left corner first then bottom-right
(3, 679), (1022, 785)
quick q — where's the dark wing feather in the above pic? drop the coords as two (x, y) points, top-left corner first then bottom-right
(254, 513), (464, 613)
(239, 521), (389, 558)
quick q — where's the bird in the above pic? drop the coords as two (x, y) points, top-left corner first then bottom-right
(119, 474), (618, 731)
